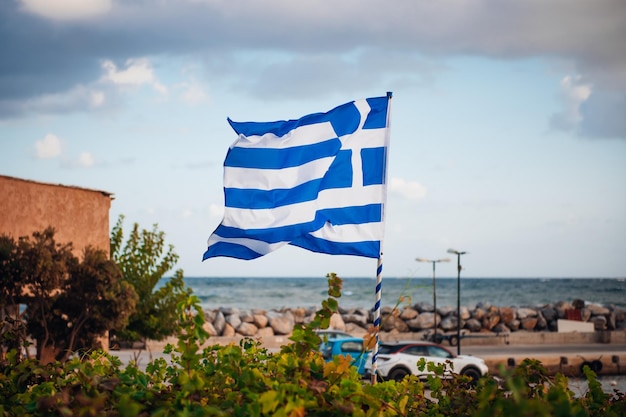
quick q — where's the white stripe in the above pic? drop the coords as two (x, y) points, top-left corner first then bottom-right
(341, 126), (387, 148)
(221, 185), (384, 230)
(207, 234), (288, 255)
(232, 121), (337, 149)
(308, 222), (385, 242)
(223, 157), (335, 190)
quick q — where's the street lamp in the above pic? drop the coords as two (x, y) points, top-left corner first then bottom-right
(447, 248), (467, 355)
(415, 257), (450, 343)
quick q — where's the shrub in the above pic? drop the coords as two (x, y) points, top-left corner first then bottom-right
(1, 273), (624, 416)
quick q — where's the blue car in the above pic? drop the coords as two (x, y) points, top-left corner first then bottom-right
(319, 336), (368, 376)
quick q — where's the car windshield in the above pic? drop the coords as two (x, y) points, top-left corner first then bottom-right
(378, 344), (408, 354)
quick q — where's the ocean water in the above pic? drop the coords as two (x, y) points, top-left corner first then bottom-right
(180, 277), (626, 311)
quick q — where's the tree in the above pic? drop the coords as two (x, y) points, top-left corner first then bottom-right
(0, 228), (137, 363)
(110, 215), (192, 342)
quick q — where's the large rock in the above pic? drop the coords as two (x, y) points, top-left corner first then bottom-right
(406, 312), (437, 331)
(345, 323), (368, 334)
(342, 313), (368, 327)
(482, 314), (500, 331)
(329, 313), (346, 331)
(460, 306), (471, 320)
(240, 310), (254, 323)
(256, 326), (274, 339)
(520, 317), (538, 331)
(291, 307), (309, 324)
(540, 307), (557, 322)
(440, 316), (460, 331)
(535, 313), (548, 330)
(267, 311), (295, 335)
(203, 321), (218, 337)
(472, 308), (486, 320)
(382, 315), (409, 333)
(465, 318), (482, 332)
(493, 323), (510, 334)
(400, 307), (418, 320)
(587, 304), (610, 316)
(507, 319), (521, 331)
(499, 307), (516, 324)
(438, 306), (455, 317)
(517, 308), (538, 320)
(253, 314), (269, 329)
(237, 322), (258, 336)
(213, 311), (225, 335)
(414, 302), (434, 313)
(225, 314), (242, 329)
(222, 322), (236, 337)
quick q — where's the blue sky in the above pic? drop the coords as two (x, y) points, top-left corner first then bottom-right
(1, 0), (625, 279)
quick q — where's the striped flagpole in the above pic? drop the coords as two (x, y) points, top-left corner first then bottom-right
(370, 92), (392, 384)
(371, 256), (383, 384)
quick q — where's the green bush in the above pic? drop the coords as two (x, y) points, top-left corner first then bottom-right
(1, 274), (624, 416)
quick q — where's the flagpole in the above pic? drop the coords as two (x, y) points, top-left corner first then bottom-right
(370, 91), (392, 385)
(371, 256), (383, 384)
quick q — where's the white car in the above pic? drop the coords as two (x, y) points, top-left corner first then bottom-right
(364, 341), (488, 382)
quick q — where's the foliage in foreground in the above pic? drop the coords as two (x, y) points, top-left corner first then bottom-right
(1, 274), (624, 416)
(0, 228), (137, 364)
(110, 215), (192, 343)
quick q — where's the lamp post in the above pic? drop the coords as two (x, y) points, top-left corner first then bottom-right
(416, 257), (450, 343)
(447, 249), (467, 355)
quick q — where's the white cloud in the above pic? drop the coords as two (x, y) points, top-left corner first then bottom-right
(550, 75), (592, 131)
(179, 80), (209, 105)
(208, 203), (224, 219)
(19, 0), (111, 20)
(76, 152), (95, 167)
(20, 84), (107, 116)
(389, 177), (427, 200)
(34, 134), (62, 159)
(101, 58), (168, 94)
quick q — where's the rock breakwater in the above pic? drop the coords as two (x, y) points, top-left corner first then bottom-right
(203, 300), (626, 339)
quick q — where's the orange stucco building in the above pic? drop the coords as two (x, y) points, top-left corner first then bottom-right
(0, 174), (114, 256)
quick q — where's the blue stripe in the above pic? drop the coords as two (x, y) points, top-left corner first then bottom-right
(290, 236), (381, 258)
(361, 147), (386, 186)
(225, 178), (324, 209)
(317, 204), (382, 225)
(228, 100), (361, 138)
(363, 97), (389, 129)
(214, 204), (381, 244)
(202, 242), (262, 261)
(225, 138), (341, 169)
(321, 150), (353, 189)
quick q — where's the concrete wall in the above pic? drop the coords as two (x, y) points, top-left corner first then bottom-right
(0, 175), (113, 256)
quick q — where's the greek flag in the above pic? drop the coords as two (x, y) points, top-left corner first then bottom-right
(203, 93), (392, 261)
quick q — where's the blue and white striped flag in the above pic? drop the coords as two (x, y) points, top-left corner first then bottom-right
(203, 93), (392, 261)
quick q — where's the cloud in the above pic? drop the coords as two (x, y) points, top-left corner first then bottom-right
(389, 177), (427, 200)
(19, 0), (112, 20)
(208, 203), (224, 219)
(2, 0), (625, 138)
(101, 58), (167, 94)
(76, 152), (95, 167)
(34, 133), (62, 159)
(179, 80), (209, 105)
(550, 75), (592, 132)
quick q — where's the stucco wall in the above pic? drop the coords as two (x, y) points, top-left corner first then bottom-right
(0, 175), (113, 257)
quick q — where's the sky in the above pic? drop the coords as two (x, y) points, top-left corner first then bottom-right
(1, 0), (625, 279)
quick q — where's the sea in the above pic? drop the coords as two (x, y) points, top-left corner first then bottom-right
(179, 277), (626, 312)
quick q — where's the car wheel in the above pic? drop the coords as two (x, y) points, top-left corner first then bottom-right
(388, 367), (410, 381)
(461, 366), (481, 384)
(448, 335), (458, 346)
